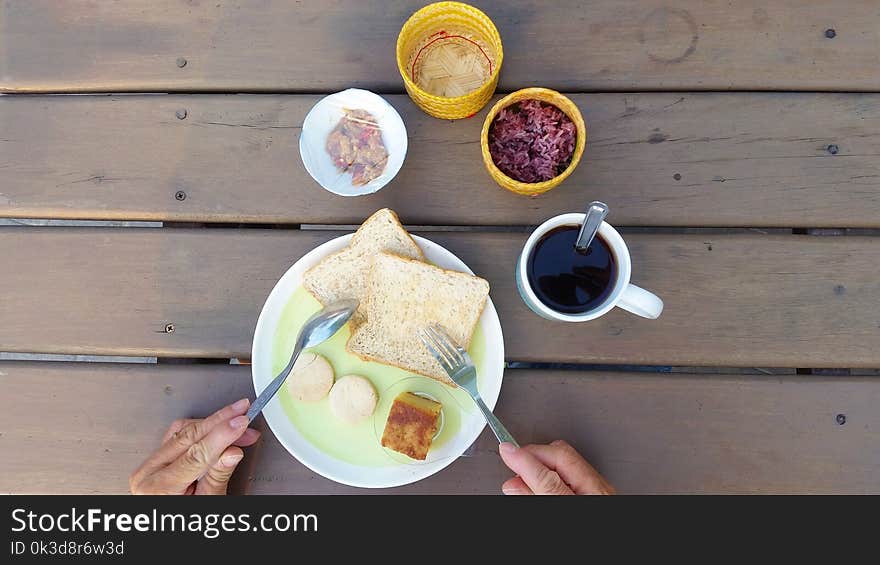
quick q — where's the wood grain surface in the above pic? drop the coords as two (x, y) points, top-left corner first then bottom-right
(1, 227), (879, 367)
(2, 93), (880, 227)
(4, 0), (879, 498)
(2, 1), (879, 93)
(2, 362), (876, 494)
(0, 362), (255, 494)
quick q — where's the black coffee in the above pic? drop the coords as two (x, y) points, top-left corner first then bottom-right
(526, 225), (617, 314)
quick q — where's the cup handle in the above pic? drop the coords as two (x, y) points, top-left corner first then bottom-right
(617, 283), (664, 319)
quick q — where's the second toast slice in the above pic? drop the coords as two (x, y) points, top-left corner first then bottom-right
(347, 252), (490, 385)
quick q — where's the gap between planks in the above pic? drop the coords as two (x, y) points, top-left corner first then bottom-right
(3, 352), (878, 377)
(4, 220), (880, 236)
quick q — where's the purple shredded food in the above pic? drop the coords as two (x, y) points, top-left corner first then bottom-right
(488, 99), (577, 183)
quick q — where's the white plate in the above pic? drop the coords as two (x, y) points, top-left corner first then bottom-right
(251, 234), (504, 488)
(299, 88), (407, 197)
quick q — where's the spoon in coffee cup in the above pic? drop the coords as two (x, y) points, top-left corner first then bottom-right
(575, 201), (609, 254)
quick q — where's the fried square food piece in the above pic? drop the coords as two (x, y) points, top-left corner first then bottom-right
(380, 392), (442, 460)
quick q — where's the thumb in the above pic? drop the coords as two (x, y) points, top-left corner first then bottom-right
(501, 476), (534, 495)
(196, 446), (244, 495)
(499, 442), (573, 495)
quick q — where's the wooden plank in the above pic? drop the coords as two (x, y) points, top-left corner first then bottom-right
(4, 362), (876, 494)
(250, 370), (880, 494)
(3, 94), (880, 227)
(2, 1), (879, 93)
(0, 362), (254, 494)
(248, 370), (880, 494)
(1, 227), (879, 367)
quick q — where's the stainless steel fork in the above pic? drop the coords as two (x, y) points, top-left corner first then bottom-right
(420, 324), (519, 447)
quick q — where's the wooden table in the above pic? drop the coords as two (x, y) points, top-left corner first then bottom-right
(1, 1), (878, 494)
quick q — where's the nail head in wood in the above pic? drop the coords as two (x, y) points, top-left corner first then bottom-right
(827, 144), (839, 155)
(836, 414), (846, 425)
(824, 28), (836, 39)
(176, 57), (188, 68)
(673, 173), (682, 181)
(174, 190), (187, 201)
(176, 109), (188, 120)
(164, 323), (175, 334)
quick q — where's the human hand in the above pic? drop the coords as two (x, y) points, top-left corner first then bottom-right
(499, 440), (615, 495)
(129, 398), (261, 495)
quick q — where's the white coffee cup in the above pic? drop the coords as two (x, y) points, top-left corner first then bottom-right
(516, 213), (663, 322)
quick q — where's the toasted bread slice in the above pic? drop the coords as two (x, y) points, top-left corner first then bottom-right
(347, 252), (489, 385)
(302, 209), (424, 326)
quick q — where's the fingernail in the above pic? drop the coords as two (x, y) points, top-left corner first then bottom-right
(230, 415), (249, 429)
(499, 442), (517, 455)
(231, 398), (249, 411)
(502, 486), (526, 495)
(221, 453), (244, 467)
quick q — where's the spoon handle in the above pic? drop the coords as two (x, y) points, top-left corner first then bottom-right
(575, 201), (609, 253)
(247, 342), (303, 422)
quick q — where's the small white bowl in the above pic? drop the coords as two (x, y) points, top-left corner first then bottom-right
(299, 88), (407, 197)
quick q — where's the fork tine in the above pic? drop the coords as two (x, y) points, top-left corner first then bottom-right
(431, 324), (468, 356)
(419, 328), (455, 374)
(427, 326), (463, 371)
(426, 325), (464, 367)
(429, 324), (466, 363)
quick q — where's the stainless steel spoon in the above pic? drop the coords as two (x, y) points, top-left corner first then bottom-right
(575, 201), (609, 253)
(247, 299), (358, 422)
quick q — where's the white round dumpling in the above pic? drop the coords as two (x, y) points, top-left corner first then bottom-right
(287, 353), (334, 402)
(328, 375), (378, 424)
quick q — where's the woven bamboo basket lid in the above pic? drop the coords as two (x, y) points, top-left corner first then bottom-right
(410, 32), (494, 98)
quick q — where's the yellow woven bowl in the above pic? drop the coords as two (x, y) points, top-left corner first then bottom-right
(397, 2), (503, 120)
(481, 88), (586, 196)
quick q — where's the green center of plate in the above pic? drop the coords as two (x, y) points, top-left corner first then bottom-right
(271, 286), (486, 467)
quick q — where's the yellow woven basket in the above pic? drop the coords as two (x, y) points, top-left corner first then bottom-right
(481, 88), (586, 196)
(397, 2), (503, 120)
